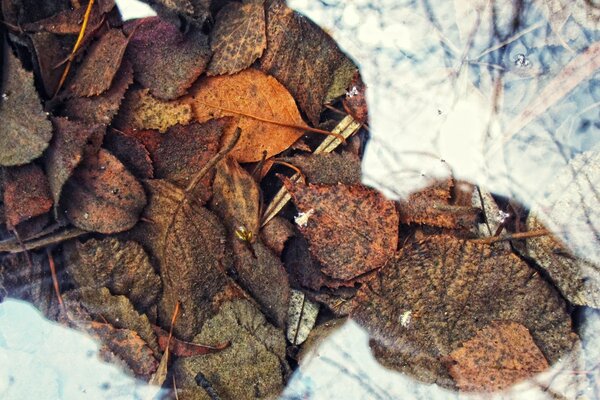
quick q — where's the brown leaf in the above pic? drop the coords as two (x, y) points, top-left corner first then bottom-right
(69, 29), (129, 97)
(139, 179), (230, 340)
(64, 60), (134, 125)
(207, 1), (266, 76)
(447, 321), (549, 392)
(44, 117), (105, 207)
(63, 149), (147, 234)
(172, 300), (287, 400)
(343, 71), (368, 124)
(260, 216), (294, 256)
(281, 152), (361, 185)
(0, 51), (52, 166)
(351, 235), (576, 387)
(258, 0), (351, 125)
(64, 238), (161, 313)
(114, 87), (192, 133)
(154, 118), (233, 202)
(153, 325), (229, 357)
(125, 17), (211, 100)
(103, 129), (154, 179)
(3, 164), (52, 228)
(188, 69), (307, 162)
(22, 0), (113, 34)
(29, 32), (72, 97)
(282, 178), (399, 281)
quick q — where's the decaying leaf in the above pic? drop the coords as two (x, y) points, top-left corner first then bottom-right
(258, 0), (352, 125)
(63, 287), (159, 355)
(281, 152), (361, 185)
(283, 178), (399, 281)
(44, 117), (105, 207)
(207, 1), (266, 76)
(287, 289), (319, 346)
(3, 164), (52, 228)
(63, 149), (147, 234)
(29, 32), (72, 97)
(260, 216), (295, 256)
(64, 238), (161, 313)
(69, 29), (129, 97)
(351, 235), (576, 387)
(154, 118), (233, 199)
(0, 51), (52, 166)
(103, 129), (154, 179)
(172, 300), (288, 400)
(343, 71), (368, 124)
(446, 321), (549, 392)
(22, 0), (113, 34)
(114, 88), (192, 133)
(64, 60), (134, 125)
(153, 325), (229, 357)
(139, 179), (230, 340)
(125, 17), (211, 100)
(187, 68), (307, 162)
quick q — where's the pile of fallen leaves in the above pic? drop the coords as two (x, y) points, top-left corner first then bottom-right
(0, 0), (595, 397)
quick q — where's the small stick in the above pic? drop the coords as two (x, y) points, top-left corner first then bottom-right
(470, 229), (550, 245)
(0, 227), (87, 253)
(46, 248), (64, 310)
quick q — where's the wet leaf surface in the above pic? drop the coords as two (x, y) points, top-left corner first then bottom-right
(188, 68), (307, 162)
(283, 178), (399, 281)
(351, 235), (576, 387)
(63, 149), (147, 233)
(0, 51), (52, 166)
(446, 321), (549, 392)
(207, 1), (266, 76)
(3, 164), (53, 228)
(125, 17), (211, 100)
(103, 129), (154, 180)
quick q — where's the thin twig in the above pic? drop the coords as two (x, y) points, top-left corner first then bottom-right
(470, 228), (550, 245)
(0, 227), (87, 253)
(46, 248), (64, 310)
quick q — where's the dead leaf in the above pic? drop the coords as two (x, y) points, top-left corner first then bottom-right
(207, 1), (266, 76)
(287, 289), (319, 346)
(153, 325), (229, 357)
(3, 164), (52, 228)
(44, 117), (105, 207)
(64, 60), (134, 125)
(125, 17), (211, 100)
(260, 216), (294, 256)
(103, 129), (154, 179)
(172, 300), (287, 400)
(343, 71), (368, 124)
(139, 179), (230, 341)
(64, 238), (161, 314)
(114, 87), (192, 133)
(0, 51), (52, 166)
(281, 152), (361, 185)
(187, 68), (307, 162)
(29, 32), (72, 97)
(63, 149), (147, 234)
(446, 321), (549, 392)
(282, 178), (398, 281)
(69, 29), (128, 97)
(22, 0), (112, 34)
(351, 235), (576, 387)
(258, 0), (351, 125)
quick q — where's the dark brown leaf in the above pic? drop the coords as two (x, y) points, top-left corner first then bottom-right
(125, 17), (211, 100)
(447, 321), (549, 392)
(3, 164), (52, 228)
(63, 149), (147, 233)
(64, 60), (134, 125)
(207, 1), (266, 76)
(351, 235), (577, 387)
(22, 0), (113, 34)
(281, 152), (361, 185)
(260, 216), (294, 256)
(103, 129), (154, 179)
(172, 300), (287, 400)
(258, 0), (351, 125)
(0, 51), (52, 166)
(153, 325), (229, 357)
(282, 178), (399, 281)
(29, 32), (72, 97)
(343, 71), (368, 124)
(69, 29), (128, 97)
(64, 238), (161, 313)
(44, 117), (105, 207)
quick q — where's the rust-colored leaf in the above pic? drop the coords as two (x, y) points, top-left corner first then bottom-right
(342, 71), (368, 124)
(260, 216), (294, 256)
(69, 29), (128, 97)
(44, 117), (105, 207)
(3, 164), (52, 228)
(0, 51), (52, 166)
(63, 149), (147, 234)
(104, 129), (154, 179)
(351, 235), (576, 387)
(124, 17), (211, 100)
(22, 0), (113, 34)
(207, 1), (266, 76)
(64, 60), (134, 125)
(187, 68), (307, 162)
(281, 152), (361, 185)
(258, 0), (351, 125)
(446, 321), (549, 392)
(64, 238), (161, 313)
(114, 87), (192, 133)
(282, 178), (399, 281)
(153, 325), (229, 357)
